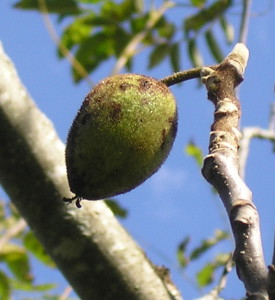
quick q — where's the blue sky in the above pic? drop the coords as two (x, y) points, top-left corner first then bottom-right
(0, 1), (275, 299)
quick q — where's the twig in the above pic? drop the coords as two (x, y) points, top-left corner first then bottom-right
(37, 0), (93, 86)
(161, 67), (204, 86)
(238, 0), (253, 44)
(268, 102), (275, 131)
(111, 1), (174, 75)
(196, 255), (233, 300)
(58, 286), (73, 300)
(201, 43), (268, 299)
(239, 127), (275, 179)
(0, 218), (27, 251)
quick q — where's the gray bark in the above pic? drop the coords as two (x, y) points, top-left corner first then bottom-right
(201, 44), (268, 299)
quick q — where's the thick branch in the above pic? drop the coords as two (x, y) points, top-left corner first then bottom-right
(0, 42), (180, 300)
(201, 43), (268, 299)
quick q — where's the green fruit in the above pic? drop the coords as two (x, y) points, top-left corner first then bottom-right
(64, 74), (177, 205)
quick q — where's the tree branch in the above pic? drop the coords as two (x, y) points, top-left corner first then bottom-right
(0, 42), (181, 300)
(201, 43), (268, 299)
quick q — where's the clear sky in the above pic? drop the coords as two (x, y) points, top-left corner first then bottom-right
(1, 1), (275, 299)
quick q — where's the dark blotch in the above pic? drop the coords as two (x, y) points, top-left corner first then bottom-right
(138, 77), (152, 91)
(161, 129), (167, 149)
(109, 102), (122, 122)
(119, 82), (130, 91)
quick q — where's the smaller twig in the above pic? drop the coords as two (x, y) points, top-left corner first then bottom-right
(268, 102), (275, 131)
(196, 255), (233, 300)
(239, 127), (275, 179)
(0, 218), (27, 251)
(58, 286), (73, 300)
(37, 0), (93, 86)
(160, 67), (206, 86)
(111, 1), (174, 75)
(238, 0), (252, 44)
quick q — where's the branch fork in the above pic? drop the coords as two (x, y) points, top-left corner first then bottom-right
(201, 43), (268, 299)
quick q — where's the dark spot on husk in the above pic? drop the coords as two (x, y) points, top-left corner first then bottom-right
(138, 77), (152, 91)
(119, 82), (130, 91)
(141, 98), (150, 105)
(109, 102), (122, 121)
(161, 129), (167, 149)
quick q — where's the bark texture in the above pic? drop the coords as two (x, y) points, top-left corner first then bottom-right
(201, 43), (268, 299)
(0, 42), (181, 300)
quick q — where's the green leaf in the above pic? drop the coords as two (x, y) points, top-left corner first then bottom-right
(58, 15), (93, 57)
(219, 16), (234, 44)
(12, 279), (55, 292)
(184, 0), (232, 35)
(131, 14), (149, 33)
(185, 141), (203, 167)
(190, 230), (229, 261)
(188, 38), (204, 67)
(205, 29), (224, 62)
(14, 0), (80, 14)
(100, 0), (139, 23)
(130, 14), (154, 45)
(73, 31), (114, 82)
(189, 0), (206, 7)
(104, 199), (128, 218)
(112, 27), (131, 58)
(148, 43), (171, 69)
(177, 237), (190, 268)
(169, 43), (180, 72)
(23, 231), (55, 268)
(156, 17), (175, 39)
(196, 252), (231, 288)
(0, 271), (11, 300)
(196, 263), (215, 287)
(0, 244), (32, 282)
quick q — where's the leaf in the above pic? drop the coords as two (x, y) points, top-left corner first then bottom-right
(188, 38), (204, 67)
(196, 263), (215, 287)
(156, 17), (175, 39)
(184, 0), (232, 35)
(205, 29), (224, 62)
(189, 0), (206, 7)
(23, 231), (55, 268)
(190, 230), (229, 261)
(58, 15), (93, 57)
(148, 43), (171, 69)
(73, 31), (114, 82)
(12, 279), (55, 292)
(14, 0), (80, 14)
(104, 199), (128, 218)
(177, 236), (190, 268)
(0, 244), (32, 282)
(185, 141), (203, 167)
(196, 252), (231, 288)
(0, 270), (11, 300)
(112, 27), (131, 57)
(100, 0), (139, 23)
(169, 43), (181, 72)
(130, 14), (154, 45)
(219, 16), (234, 44)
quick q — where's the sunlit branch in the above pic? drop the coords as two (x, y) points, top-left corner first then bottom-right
(201, 43), (268, 299)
